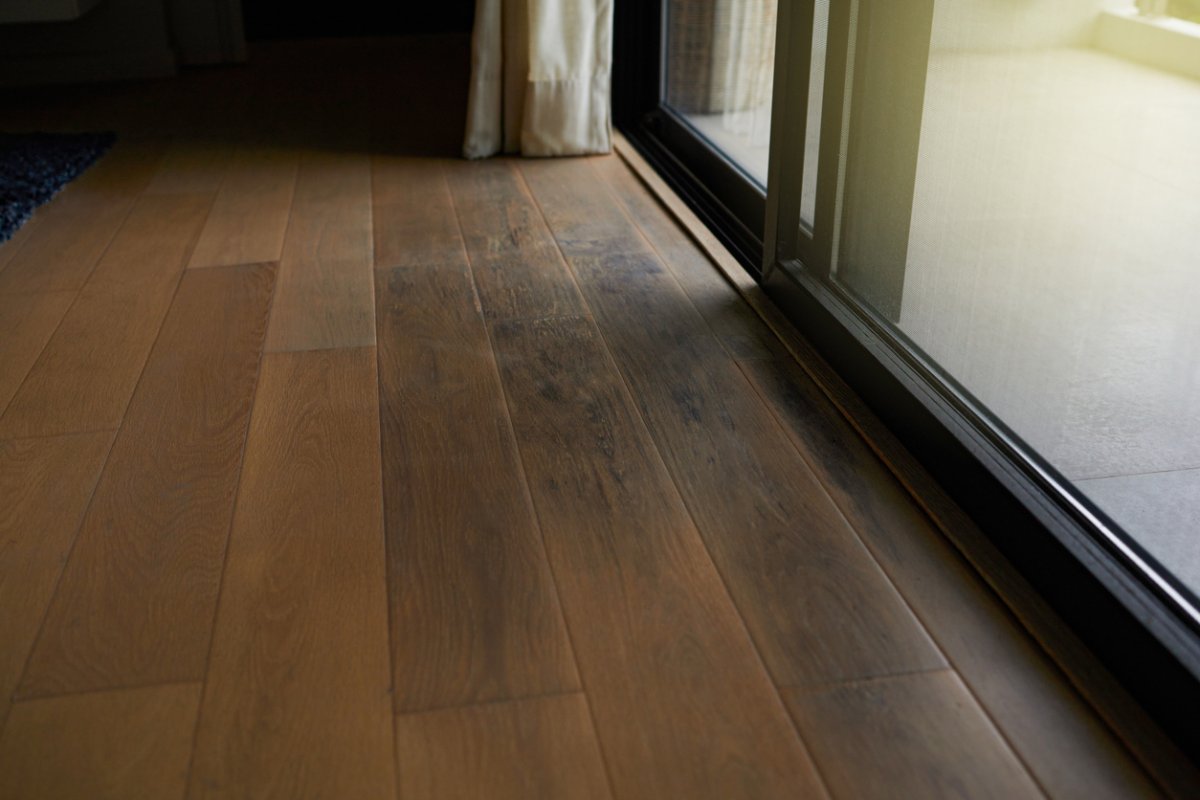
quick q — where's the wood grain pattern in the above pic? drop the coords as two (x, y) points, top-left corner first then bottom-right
(0, 193), (212, 438)
(444, 159), (586, 321)
(738, 354), (1167, 799)
(265, 150), (375, 351)
(376, 264), (578, 711)
(188, 348), (395, 800)
(0, 139), (166, 296)
(594, 156), (788, 360)
(522, 159), (945, 688)
(491, 314), (826, 800)
(19, 264), (275, 697)
(188, 146), (298, 268)
(372, 156), (467, 270)
(0, 683), (200, 800)
(0, 291), (75, 416)
(0, 433), (113, 729)
(784, 671), (1041, 800)
(394, 693), (611, 800)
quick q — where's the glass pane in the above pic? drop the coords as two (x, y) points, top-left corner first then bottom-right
(833, 1), (1200, 599)
(664, 0), (779, 187)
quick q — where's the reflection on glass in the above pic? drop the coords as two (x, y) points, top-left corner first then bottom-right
(799, 0), (829, 227)
(833, 1), (1200, 597)
(665, 0), (778, 186)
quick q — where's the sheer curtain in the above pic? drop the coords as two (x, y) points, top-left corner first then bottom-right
(463, 0), (613, 159)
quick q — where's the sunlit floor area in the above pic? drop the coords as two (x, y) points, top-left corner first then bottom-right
(897, 46), (1200, 593)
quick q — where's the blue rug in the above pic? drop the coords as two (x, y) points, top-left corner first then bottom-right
(1, 132), (116, 244)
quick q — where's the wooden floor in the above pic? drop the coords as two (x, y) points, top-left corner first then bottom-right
(0, 36), (1173, 799)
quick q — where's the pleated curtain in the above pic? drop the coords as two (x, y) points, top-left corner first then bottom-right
(463, 0), (613, 159)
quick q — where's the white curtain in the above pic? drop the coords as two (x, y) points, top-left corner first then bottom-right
(463, 0), (613, 159)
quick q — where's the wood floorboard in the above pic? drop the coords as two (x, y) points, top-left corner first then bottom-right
(444, 159), (587, 322)
(594, 156), (789, 361)
(393, 694), (611, 800)
(0, 683), (200, 800)
(19, 264), (275, 697)
(265, 150), (375, 352)
(376, 263), (578, 711)
(0, 139), (167, 296)
(188, 146), (298, 269)
(0, 291), (75, 417)
(0, 433), (113, 730)
(188, 348), (395, 800)
(372, 157), (468, 270)
(521, 158), (946, 688)
(783, 671), (1042, 800)
(491, 313), (827, 800)
(144, 140), (235, 197)
(0, 221), (34, 273)
(737, 354), (1167, 799)
(0, 193), (212, 439)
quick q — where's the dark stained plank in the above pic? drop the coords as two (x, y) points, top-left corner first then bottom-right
(394, 693), (611, 800)
(444, 159), (586, 321)
(0, 432), (113, 729)
(376, 264), (579, 711)
(372, 156), (468, 270)
(783, 671), (1041, 800)
(491, 314), (826, 800)
(189, 348), (395, 799)
(0, 291), (75, 416)
(0, 193), (213, 439)
(0, 139), (167, 296)
(0, 684), (200, 800)
(737, 354), (1168, 799)
(522, 159), (945, 688)
(594, 155), (788, 360)
(19, 263), (275, 697)
(188, 146), (298, 268)
(266, 150), (375, 351)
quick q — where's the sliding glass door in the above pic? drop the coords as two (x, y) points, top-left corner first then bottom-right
(759, 0), (1200, 755)
(617, 0), (1200, 761)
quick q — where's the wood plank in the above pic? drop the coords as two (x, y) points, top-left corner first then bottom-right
(372, 156), (467, 270)
(522, 159), (945, 688)
(188, 146), (298, 268)
(0, 139), (167, 296)
(188, 348), (395, 800)
(0, 683), (200, 800)
(0, 193), (213, 438)
(738, 354), (1167, 799)
(0, 219), (34, 273)
(0, 291), (75, 417)
(444, 159), (586, 321)
(0, 432), (113, 730)
(491, 314), (826, 800)
(265, 151), (375, 351)
(144, 139), (234, 196)
(19, 264), (275, 697)
(783, 671), (1041, 800)
(394, 693), (611, 800)
(594, 155), (788, 360)
(376, 265), (579, 711)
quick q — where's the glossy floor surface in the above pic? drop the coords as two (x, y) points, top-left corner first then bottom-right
(0, 36), (1171, 799)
